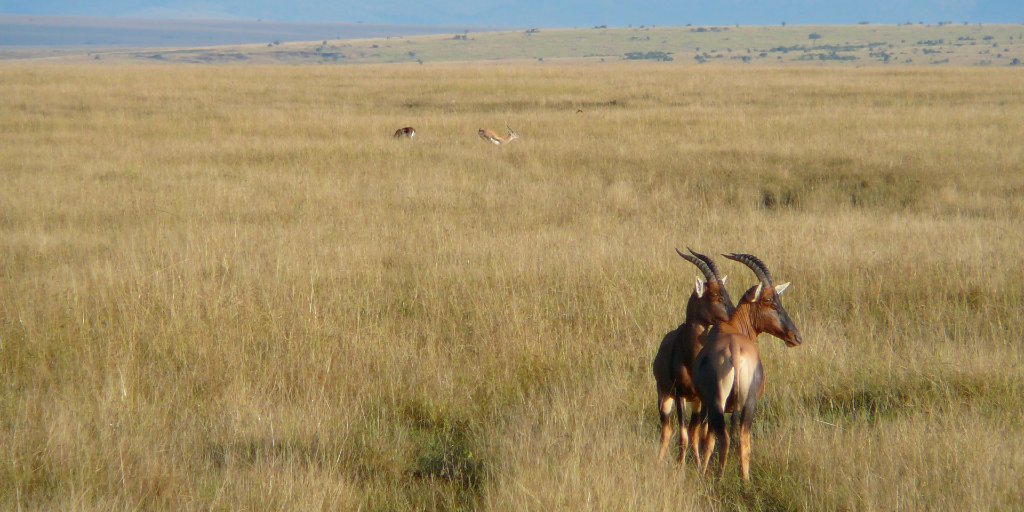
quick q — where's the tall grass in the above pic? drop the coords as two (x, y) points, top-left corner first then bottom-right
(1, 62), (1023, 510)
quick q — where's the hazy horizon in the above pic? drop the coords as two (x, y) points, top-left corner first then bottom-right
(0, 14), (498, 47)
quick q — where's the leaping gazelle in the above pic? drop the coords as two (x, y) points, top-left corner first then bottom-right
(393, 127), (416, 139)
(478, 125), (519, 145)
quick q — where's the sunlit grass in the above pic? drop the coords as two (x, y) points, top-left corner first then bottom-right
(1, 62), (1023, 510)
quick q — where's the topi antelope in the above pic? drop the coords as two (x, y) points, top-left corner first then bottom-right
(478, 125), (519, 145)
(651, 248), (735, 463)
(393, 126), (416, 139)
(692, 253), (801, 480)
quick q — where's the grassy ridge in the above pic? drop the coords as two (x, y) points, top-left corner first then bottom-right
(5, 23), (1024, 66)
(1, 63), (1023, 510)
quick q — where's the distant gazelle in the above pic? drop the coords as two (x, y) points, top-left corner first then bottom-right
(478, 125), (519, 145)
(393, 127), (416, 139)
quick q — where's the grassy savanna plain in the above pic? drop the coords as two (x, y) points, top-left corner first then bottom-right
(5, 23), (1024, 67)
(1, 62), (1024, 511)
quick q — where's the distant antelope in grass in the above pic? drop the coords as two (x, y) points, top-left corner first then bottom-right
(693, 253), (801, 480)
(478, 125), (519, 145)
(393, 126), (416, 139)
(652, 248), (735, 463)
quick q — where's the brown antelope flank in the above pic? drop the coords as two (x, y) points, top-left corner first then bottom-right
(393, 126), (416, 139)
(693, 253), (802, 481)
(651, 248), (734, 464)
(478, 125), (519, 145)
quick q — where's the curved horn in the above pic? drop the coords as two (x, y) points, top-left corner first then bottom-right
(723, 253), (773, 286)
(687, 247), (723, 281)
(676, 247), (715, 283)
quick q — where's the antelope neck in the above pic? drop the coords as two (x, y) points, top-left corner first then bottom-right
(684, 318), (708, 340)
(721, 300), (759, 340)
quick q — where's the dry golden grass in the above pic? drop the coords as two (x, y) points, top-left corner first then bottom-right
(2, 62), (1023, 511)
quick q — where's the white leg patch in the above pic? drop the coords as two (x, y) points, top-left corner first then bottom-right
(735, 357), (754, 406)
(717, 368), (735, 407)
(660, 396), (675, 416)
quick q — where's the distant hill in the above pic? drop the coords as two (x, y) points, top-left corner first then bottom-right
(0, 15), (498, 48)
(3, 22), (1023, 67)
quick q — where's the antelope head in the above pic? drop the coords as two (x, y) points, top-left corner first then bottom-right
(724, 253), (801, 347)
(677, 247), (734, 326)
(505, 125), (519, 142)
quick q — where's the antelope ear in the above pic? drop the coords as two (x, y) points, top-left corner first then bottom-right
(752, 283), (763, 300)
(720, 275), (728, 284)
(694, 276), (705, 298)
(774, 282), (791, 295)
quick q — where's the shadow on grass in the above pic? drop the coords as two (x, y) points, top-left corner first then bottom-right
(204, 398), (488, 511)
(806, 372), (1021, 424)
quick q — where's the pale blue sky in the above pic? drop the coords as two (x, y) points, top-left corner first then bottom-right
(1, 0), (1021, 27)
